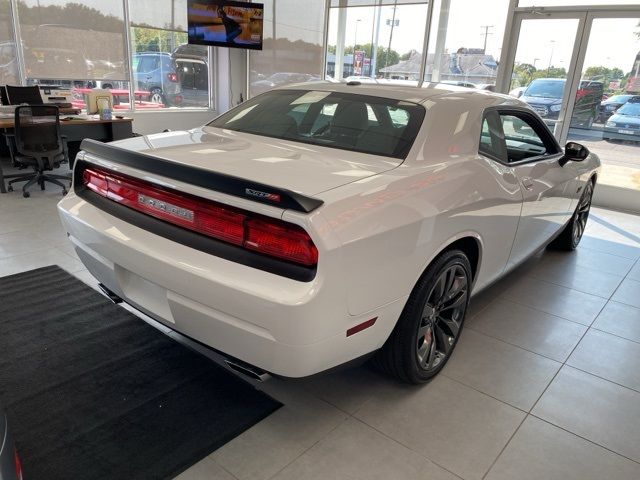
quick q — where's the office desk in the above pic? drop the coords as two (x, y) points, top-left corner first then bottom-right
(0, 117), (133, 193)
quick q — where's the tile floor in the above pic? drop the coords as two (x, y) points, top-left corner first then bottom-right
(1, 179), (640, 480)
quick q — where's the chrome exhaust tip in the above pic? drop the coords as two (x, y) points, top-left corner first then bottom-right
(225, 359), (271, 382)
(98, 283), (123, 304)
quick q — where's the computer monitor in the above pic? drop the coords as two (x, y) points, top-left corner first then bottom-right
(6, 85), (44, 105)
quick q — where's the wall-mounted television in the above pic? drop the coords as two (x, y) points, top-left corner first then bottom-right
(188, 1), (264, 50)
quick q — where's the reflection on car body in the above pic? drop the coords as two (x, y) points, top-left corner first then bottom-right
(58, 82), (599, 384)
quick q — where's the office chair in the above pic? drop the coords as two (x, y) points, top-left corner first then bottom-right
(0, 86), (9, 105)
(5, 85), (43, 105)
(6, 105), (71, 198)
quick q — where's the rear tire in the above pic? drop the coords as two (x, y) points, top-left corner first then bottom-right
(372, 250), (472, 384)
(549, 179), (594, 251)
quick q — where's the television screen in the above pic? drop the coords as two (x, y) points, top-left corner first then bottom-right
(188, 1), (264, 50)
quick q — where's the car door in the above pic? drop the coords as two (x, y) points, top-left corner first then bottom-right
(498, 109), (580, 268)
(134, 55), (159, 92)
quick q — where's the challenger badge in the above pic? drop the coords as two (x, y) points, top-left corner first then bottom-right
(138, 194), (195, 222)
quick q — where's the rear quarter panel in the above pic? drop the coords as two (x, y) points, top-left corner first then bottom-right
(316, 92), (524, 316)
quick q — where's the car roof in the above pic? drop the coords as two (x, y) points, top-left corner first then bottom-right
(272, 80), (522, 107)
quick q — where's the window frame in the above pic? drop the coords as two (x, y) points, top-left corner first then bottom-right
(478, 106), (563, 166)
(0, 0), (216, 114)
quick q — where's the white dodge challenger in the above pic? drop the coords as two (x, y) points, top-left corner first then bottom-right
(58, 83), (599, 383)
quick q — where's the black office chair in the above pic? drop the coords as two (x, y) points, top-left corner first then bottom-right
(0, 86), (9, 105)
(5, 85), (43, 105)
(6, 105), (70, 198)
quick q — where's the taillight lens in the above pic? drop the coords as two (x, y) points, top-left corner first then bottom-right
(14, 448), (23, 480)
(167, 72), (178, 82)
(82, 167), (318, 267)
(245, 218), (318, 266)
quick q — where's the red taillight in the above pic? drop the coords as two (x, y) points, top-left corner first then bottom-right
(245, 218), (318, 266)
(167, 72), (178, 82)
(14, 448), (23, 480)
(82, 167), (318, 267)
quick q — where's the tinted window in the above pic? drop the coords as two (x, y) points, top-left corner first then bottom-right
(524, 80), (565, 99)
(209, 90), (426, 159)
(479, 117), (501, 160)
(138, 56), (159, 73)
(500, 114), (550, 162)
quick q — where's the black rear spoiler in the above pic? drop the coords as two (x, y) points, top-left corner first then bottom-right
(78, 139), (324, 213)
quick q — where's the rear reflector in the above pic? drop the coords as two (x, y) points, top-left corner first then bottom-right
(82, 167), (318, 267)
(14, 448), (23, 480)
(346, 318), (377, 337)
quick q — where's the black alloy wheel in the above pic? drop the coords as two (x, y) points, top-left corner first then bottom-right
(373, 250), (472, 383)
(572, 181), (593, 248)
(416, 264), (467, 372)
(549, 179), (594, 251)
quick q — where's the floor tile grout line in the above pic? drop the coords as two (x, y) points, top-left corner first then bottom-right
(480, 414), (529, 480)
(440, 373), (530, 415)
(476, 296), (601, 328)
(528, 413), (640, 468)
(527, 297), (610, 415)
(265, 415), (350, 480)
(524, 269), (625, 300)
(561, 363), (640, 399)
(209, 457), (242, 480)
(348, 415), (467, 480)
(495, 290), (599, 327)
(588, 324), (640, 346)
(465, 323), (575, 364)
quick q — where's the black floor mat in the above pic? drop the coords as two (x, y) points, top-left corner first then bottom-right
(0, 265), (281, 480)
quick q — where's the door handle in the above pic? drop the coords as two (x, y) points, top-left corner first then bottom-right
(522, 177), (534, 191)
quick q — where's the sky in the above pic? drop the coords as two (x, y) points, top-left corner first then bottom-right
(19, 0), (640, 76)
(329, 1), (640, 75)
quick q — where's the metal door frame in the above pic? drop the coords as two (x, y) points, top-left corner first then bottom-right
(497, 4), (640, 145)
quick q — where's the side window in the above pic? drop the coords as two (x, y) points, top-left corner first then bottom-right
(478, 111), (506, 162)
(500, 114), (551, 162)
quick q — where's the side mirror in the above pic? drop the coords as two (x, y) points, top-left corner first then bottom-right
(560, 141), (589, 166)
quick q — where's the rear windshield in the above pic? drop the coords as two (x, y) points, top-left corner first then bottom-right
(208, 89), (425, 159)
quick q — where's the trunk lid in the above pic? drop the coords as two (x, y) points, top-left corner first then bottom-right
(109, 127), (401, 196)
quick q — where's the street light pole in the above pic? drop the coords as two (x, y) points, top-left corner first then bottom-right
(547, 40), (555, 75)
(480, 25), (493, 54)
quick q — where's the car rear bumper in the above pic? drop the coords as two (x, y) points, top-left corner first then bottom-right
(57, 193), (405, 377)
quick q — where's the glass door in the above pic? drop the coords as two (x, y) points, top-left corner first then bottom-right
(502, 13), (585, 140)
(566, 14), (640, 194)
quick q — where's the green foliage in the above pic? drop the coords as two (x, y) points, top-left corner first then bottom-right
(584, 65), (624, 82)
(133, 28), (187, 54)
(328, 42), (403, 76)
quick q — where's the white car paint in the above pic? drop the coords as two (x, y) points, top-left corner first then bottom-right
(58, 82), (600, 378)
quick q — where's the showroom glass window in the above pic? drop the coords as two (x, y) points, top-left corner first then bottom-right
(129, 0), (210, 109)
(249, 0), (326, 97)
(0, 0), (18, 87)
(16, 0), (131, 108)
(326, 0), (429, 86)
(423, 0), (510, 90)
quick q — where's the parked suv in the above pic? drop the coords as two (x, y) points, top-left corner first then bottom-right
(520, 78), (603, 128)
(172, 43), (209, 108)
(132, 52), (182, 107)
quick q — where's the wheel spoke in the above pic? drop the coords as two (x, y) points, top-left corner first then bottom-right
(440, 290), (466, 312)
(437, 315), (460, 338)
(434, 323), (452, 355)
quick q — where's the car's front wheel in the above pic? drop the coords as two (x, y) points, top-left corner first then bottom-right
(373, 250), (471, 384)
(549, 179), (594, 251)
